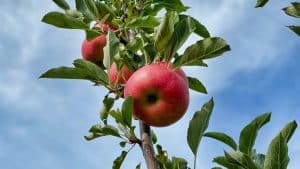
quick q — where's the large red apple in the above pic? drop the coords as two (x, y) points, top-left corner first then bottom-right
(108, 63), (133, 85)
(81, 22), (118, 63)
(124, 62), (189, 127)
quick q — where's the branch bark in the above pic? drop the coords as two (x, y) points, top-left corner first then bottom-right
(139, 121), (160, 169)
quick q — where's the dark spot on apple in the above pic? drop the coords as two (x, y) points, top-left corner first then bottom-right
(146, 93), (158, 104)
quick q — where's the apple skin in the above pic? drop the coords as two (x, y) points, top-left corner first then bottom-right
(108, 63), (133, 85)
(124, 62), (189, 127)
(81, 35), (106, 63)
(81, 22), (118, 63)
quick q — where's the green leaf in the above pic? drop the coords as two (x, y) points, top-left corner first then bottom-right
(100, 97), (115, 124)
(224, 151), (259, 169)
(179, 15), (210, 38)
(52, 0), (70, 10)
(255, 0), (269, 8)
(113, 151), (128, 169)
(101, 125), (121, 137)
(239, 112), (271, 155)
(264, 121), (297, 168)
(110, 110), (124, 124)
(95, 1), (116, 18)
(103, 30), (120, 68)
(119, 141), (127, 148)
(264, 134), (289, 169)
(154, 11), (179, 53)
(39, 59), (108, 86)
(127, 16), (160, 28)
(151, 130), (158, 144)
(174, 57), (208, 67)
(126, 38), (143, 53)
(277, 120), (298, 143)
(288, 26), (300, 36)
(153, 0), (188, 13)
(172, 157), (189, 169)
(122, 97), (133, 127)
(65, 9), (83, 18)
(156, 144), (170, 167)
(42, 12), (89, 29)
(164, 16), (196, 61)
(85, 29), (101, 41)
(84, 124), (104, 140)
(85, 0), (99, 18)
(187, 98), (214, 155)
(204, 132), (237, 150)
(211, 167), (222, 169)
(187, 77), (207, 94)
(174, 37), (230, 67)
(135, 163), (141, 169)
(282, 2), (300, 18)
(84, 124), (121, 141)
(213, 156), (240, 169)
(75, 0), (96, 21)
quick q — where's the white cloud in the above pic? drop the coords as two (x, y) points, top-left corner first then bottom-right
(179, 0), (297, 94)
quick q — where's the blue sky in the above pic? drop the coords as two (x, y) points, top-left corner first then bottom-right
(0, 0), (299, 169)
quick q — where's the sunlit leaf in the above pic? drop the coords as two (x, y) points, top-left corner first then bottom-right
(204, 132), (237, 150)
(174, 37), (230, 67)
(213, 156), (240, 169)
(224, 151), (259, 169)
(127, 16), (160, 28)
(164, 16), (196, 60)
(264, 134), (289, 169)
(153, 0), (188, 13)
(103, 30), (120, 68)
(75, 0), (96, 21)
(239, 112), (271, 155)
(179, 15), (210, 38)
(52, 0), (70, 10)
(42, 12), (88, 29)
(40, 59), (108, 86)
(277, 120), (298, 143)
(154, 11), (179, 53)
(282, 2), (300, 18)
(122, 97), (133, 127)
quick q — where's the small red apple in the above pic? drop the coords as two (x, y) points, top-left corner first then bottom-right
(81, 35), (106, 63)
(101, 22), (118, 32)
(108, 63), (133, 85)
(81, 22), (118, 63)
(124, 62), (189, 127)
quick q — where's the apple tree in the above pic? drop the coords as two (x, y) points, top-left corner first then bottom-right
(40, 0), (298, 169)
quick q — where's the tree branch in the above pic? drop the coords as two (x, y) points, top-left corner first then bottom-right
(139, 121), (160, 169)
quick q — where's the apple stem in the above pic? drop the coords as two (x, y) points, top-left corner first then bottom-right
(139, 121), (160, 169)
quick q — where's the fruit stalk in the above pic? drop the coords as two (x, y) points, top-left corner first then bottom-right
(139, 121), (160, 169)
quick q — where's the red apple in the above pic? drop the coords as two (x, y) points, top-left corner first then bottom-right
(101, 22), (118, 32)
(124, 62), (189, 127)
(81, 35), (106, 63)
(81, 22), (118, 63)
(108, 63), (133, 85)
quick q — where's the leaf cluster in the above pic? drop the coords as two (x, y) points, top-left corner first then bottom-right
(204, 112), (297, 169)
